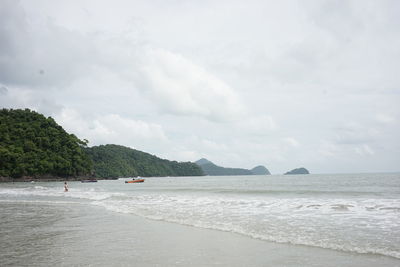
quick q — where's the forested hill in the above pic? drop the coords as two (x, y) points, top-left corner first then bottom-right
(0, 108), (204, 180)
(85, 144), (204, 178)
(0, 108), (92, 178)
(195, 158), (270, 176)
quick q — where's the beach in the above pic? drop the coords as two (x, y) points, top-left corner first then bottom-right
(1, 174), (400, 266)
(1, 200), (399, 267)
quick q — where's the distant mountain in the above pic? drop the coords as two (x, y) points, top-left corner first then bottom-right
(195, 158), (213, 166)
(251, 165), (271, 175)
(284, 167), (310, 175)
(195, 158), (270, 176)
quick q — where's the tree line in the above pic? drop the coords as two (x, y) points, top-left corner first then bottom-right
(0, 109), (92, 178)
(85, 144), (203, 178)
(0, 109), (203, 179)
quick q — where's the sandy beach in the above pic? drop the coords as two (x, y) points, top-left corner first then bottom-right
(1, 200), (399, 267)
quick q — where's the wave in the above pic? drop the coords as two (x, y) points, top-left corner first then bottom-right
(0, 185), (125, 201)
(138, 187), (389, 197)
(92, 198), (400, 259)
(1, 184), (399, 259)
(89, 193), (400, 259)
(215, 189), (387, 197)
(0, 199), (80, 205)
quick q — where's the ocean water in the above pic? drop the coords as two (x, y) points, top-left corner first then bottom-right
(1, 173), (400, 266)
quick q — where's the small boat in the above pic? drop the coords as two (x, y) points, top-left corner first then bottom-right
(81, 179), (98, 183)
(125, 179), (145, 183)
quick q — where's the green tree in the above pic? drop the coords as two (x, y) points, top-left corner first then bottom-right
(0, 108), (93, 178)
(85, 144), (204, 178)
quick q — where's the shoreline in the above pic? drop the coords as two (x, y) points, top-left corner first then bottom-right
(0, 176), (118, 183)
(1, 199), (399, 267)
(1, 176), (400, 267)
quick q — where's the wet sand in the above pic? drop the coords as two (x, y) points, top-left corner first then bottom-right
(1, 201), (399, 267)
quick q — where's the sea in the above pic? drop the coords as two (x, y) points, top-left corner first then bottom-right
(1, 173), (400, 266)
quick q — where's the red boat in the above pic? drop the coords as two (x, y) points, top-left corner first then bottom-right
(125, 179), (145, 183)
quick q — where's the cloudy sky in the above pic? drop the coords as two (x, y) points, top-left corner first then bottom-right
(1, 0), (399, 174)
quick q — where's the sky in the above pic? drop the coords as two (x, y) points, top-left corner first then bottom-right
(0, 0), (399, 174)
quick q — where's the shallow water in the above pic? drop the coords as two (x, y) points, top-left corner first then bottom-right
(1, 173), (400, 266)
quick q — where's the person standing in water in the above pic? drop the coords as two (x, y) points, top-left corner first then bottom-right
(64, 181), (68, 192)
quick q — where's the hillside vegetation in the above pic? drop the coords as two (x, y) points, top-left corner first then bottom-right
(0, 109), (92, 178)
(195, 158), (270, 176)
(85, 144), (204, 178)
(0, 109), (204, 179)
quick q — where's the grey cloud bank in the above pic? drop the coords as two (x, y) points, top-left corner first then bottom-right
(0, 0), (399, 173)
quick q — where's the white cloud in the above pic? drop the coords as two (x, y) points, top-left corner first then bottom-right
(375, 113), (396, 125)
(138, 47), (245, 121)
(0, 84), (8, 95)
(333, 122), (379, 145)
(236, 115), (277, 135)
(0, 0), (399, 173)
(318, 141), (340, 158)
(282, 137), (300, 148)
(55, 108), (167, 151)
(355, 144), (375, 156)
(0, 85), (64, 115)
(0, 0), (97, 88)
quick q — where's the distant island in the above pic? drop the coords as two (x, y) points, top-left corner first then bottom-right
(0, 108), (203, 181)
(195, 158), (270, 176)
(251, 165), (271, 175)
(284, 167), (310, 175)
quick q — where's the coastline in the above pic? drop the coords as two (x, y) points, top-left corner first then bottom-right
(0, 176), (116, 183)
(1, 174), (399, 266)
(1, 200), (399, 267)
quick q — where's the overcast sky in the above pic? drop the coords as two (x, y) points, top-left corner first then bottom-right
(1, 0), (399, 174)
